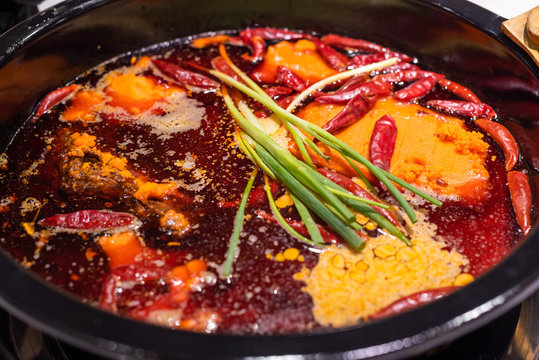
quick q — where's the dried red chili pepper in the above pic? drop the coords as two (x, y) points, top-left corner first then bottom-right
(99, 275), (118, 311)
(256, 210), (341, 244)
(218, 181), (280, 208)
(322, 94), (373, 132)
(438, 78), (480, 103)
(211, 56), (240, 81)
(315, 79), (391, 105)
(394, 73), (444, 101)
(39, 210), (137, 230)
(321, 34), (412, 62)
(152, 59), (219, 90)
(227, 36), (247, 46)
(474, 118), (518, 171)
(427, 100), (496, 120)
(317, 168), (400, 226)
(239, 27), (305, 41)
(308, 36), (349, 71)
(264, 86), (294, 98)
(349, 52), (387, 67)
(241, 35), (266, 62)
(376, 69), (438, 85)
(370, 115), (398, 172)
(34, 84), (78, 120)
(275, 65), (307, 92)
(369, 287), (459, 319)
(275, 94), (296, 109)
(382, 62), (420, 73)
(321, 34), (386, 53)
(336, 75), (369, 92)
(507, 171), (532, 236)
(99, 265), (171, 312)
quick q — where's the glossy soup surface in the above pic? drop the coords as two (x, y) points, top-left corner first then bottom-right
(0, 29), (524, 333)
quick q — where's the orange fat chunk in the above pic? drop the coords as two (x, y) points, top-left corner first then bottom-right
(105, 72), (184, 115)
(253, 40), (337, 84)
(160, 209), (191, 237)
(98, 231), (144, 268)
(298, 98), (490, 201)
(62, 90), (103, 122)
(169, 259), (207, 303)
(134, 180), (178, 202)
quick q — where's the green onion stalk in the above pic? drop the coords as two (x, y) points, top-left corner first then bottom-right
(216, 47), (443, 269)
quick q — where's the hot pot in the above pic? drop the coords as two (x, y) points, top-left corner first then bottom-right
(0, 0), (538, 358)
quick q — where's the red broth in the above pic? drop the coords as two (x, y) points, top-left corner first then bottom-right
(0, 30), (524, 333)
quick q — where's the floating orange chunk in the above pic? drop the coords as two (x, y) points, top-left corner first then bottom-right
(105, 72), (184, 114)
(169, 259), (207, 303)
(252, 40), (337, 84)
(98, 231), (144, 268)
(297, 98), (491, 201)
(160, 209), (191, 236)
(134, 181), (178, 202)
(62, 90), (103, 122)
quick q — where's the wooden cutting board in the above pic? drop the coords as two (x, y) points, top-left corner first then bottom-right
(502, 6), (539, 67)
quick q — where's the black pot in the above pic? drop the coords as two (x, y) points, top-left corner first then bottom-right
(0, 0), (538, 359)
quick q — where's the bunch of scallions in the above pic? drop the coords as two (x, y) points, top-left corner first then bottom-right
(211, 46), (442, 276)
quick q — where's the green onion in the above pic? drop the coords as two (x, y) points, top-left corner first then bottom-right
(223, 91), (356, 224)
(212, 69), (427, 223)
(290, 193), (325, 245)
(344, 155), (376, 194)
(263, 175), (322, 246)
(255, 143), (365, 250)
(237, 133), (276, 179)
(222, 168), (258, 277)
(219, 44), (316, 167)
(212, 49), (443, 253)
(325, 186), (390, 209)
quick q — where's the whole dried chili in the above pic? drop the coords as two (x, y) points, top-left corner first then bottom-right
(152, 59), (219, 90)
(241, 35), (266, 62)
(218, 181), (280, 208)
(227, 36), (247, 46)
(264, 86), (294, 98)
(349, 53), (387, 67)
(257, 210), (341, 244)
(317, 168), (400, 226)
(321, 34), (412, 62)
(369, 115), (398, 172)
(308, 36), (349, 71)
(39, 210), (138, 230)
(315, 79), (391, 105)
(382, 62), (420, 73)
(394, 73), (445, 101)
(438, 78), (480, 103)
(321, 34), (386, 53)
(376, 69), (439, 85)
(322, 93), (373, 132)
(507, 171), (532, 236)
(336, 75), (369, 92)
(369, 287), (459, 319)
(211, 56), (241, 81)
(427, 100), (496, 120)
(474, 118), (518, 171)
(275, 94), (296, 109)
(275, 65), (308, 92)
(34, 84), (78, 120)
(239, 27), (305, 41)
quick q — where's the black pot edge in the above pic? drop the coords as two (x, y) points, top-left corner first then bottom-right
(0, 1), (538, 359)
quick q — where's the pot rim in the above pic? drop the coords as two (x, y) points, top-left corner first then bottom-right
(0, 0), (538, 359)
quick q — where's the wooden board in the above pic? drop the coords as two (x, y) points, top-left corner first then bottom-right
(502, 6), (539, 67)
